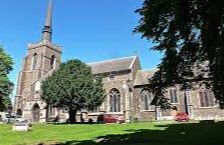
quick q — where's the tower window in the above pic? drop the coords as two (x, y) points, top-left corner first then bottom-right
(31, 53), (37, 70)
(50, 55), (55, 69)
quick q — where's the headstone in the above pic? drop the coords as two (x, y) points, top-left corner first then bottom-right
(12, 122), (31, 132)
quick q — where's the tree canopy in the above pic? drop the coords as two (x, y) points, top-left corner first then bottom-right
(41, 59), (105, 123)
(0, 47), (13, 111)
(135, 0), (224, 108)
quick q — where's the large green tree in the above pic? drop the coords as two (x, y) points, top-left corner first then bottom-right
(41, 59), (105, 123)
(135, 0), (224, 108)
(0, 47), (13, 111)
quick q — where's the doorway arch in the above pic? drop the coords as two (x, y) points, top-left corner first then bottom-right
(16, 109), (23, 116)
(32, 103), (40, 122)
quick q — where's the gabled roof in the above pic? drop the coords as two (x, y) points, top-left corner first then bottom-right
(134, 69), (158, 86)
(88, 56), (138, 74)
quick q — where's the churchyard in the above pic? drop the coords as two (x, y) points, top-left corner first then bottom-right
(0, 121), (224, 145)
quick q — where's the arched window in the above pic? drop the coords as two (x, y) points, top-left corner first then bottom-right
(169, 88), (178, 103)
(109, 89), (121, 112)
(32, 103), (40, 122)
(199, 90), (215, 107)
(141, 89), (155, 111)
(31, 53), (37, 70)
(50, 55), (55, 69)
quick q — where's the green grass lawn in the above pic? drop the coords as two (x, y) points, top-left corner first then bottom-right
(0, 121), (224, 145)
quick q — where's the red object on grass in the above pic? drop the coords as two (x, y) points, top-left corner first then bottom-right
(175, 112), (189, 122)
(103, 114), (125, 124)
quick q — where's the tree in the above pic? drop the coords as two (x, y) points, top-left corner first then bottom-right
(135, 0), (224, 108)
(41, 59), (105, 123)
(0, 47), (13, 111)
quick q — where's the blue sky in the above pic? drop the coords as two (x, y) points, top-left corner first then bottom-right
(0, 0), (162, 90)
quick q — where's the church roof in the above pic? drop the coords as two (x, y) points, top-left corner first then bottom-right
(134, 69), (158, 86)
(88, 56), (138, 74)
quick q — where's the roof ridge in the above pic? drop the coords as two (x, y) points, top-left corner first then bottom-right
(87, 56), (138, 65)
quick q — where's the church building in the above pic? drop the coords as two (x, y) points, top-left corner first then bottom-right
(14, 0), (224, 123)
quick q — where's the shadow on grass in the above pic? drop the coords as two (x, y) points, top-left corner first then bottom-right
(55, 121), (224, 145)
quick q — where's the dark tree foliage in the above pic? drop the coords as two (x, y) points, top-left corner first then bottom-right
(135, 0), (224, 108)
(0, 47), (13, 111)
(41, 59), (105, 123)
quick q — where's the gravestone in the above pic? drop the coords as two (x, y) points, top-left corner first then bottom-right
(12, 122), (32, 132)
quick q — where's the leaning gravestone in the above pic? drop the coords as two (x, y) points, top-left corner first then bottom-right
(12, 122), (32, 132)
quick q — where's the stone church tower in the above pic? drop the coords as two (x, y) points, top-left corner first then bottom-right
(14, 0), (61, 122)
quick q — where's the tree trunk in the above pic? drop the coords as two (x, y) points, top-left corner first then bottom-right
(68, 109), (77, 124)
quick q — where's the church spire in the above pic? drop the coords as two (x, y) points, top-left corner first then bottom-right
(42, 0), (53, 42)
